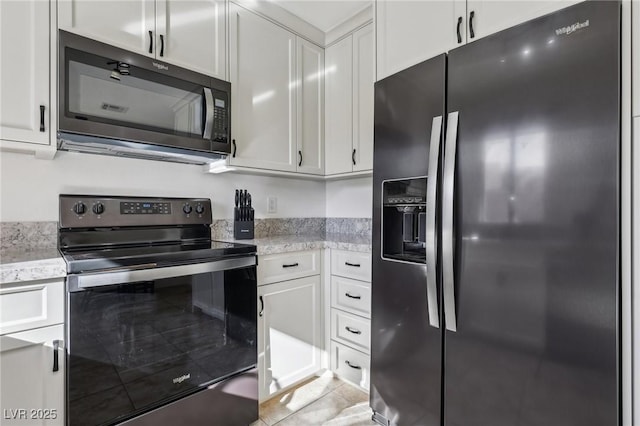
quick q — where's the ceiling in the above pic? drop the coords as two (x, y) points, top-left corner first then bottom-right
(269, 0), (372, 32)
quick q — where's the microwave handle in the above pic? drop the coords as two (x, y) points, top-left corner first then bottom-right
(203, 88), (214, 139)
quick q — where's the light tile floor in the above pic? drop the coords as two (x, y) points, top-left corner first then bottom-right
(252, 374), (376, 426)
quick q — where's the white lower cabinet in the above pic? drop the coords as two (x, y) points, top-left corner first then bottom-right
(0, 324), (64, 426)
(329, 249), (371, 391)
(258, 273), (322, 401)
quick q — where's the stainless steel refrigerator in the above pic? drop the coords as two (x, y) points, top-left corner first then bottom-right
(370, 2), (620, 426)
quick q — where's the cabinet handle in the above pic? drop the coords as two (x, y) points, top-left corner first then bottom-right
(232, 139), (237, 157)
(345, 326), (362, 335)
(345, 292), (361, 300)
(298, 150), (303, 167)
(159, 34), (165, 57)
(345, 262), (361, 268)
(282, 262), (299, 268)
(352, 148), (356, 166)
(469, 11), (475, 39)
(456, 16), (463, 43)
(345, 360), (362, 370)
(52, 340), (60, 372)
(148, 30), (153, 53)
(39, 105), (45, 132)
(259, 296), (264, 317)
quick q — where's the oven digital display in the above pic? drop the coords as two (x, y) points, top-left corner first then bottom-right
(120, 202), (171, 214)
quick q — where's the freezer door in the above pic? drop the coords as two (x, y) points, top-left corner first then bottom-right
(371, 54), (445, 426)
(444, 2), (620, 426)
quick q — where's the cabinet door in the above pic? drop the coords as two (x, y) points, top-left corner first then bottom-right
(229, 5), (297, 172)
(324, 35), (353, 175)
(466, 0), (581, 42)
(296, 38), (324, 175)
(0, 325), (64, 426)
(156, 0), (227, 79)
(375, 0), (466, 80)
(58, 0), (155, 57)
(352, 24), (374, 172)
(258, 276), (321, 401)
(0, 0), (50, 145)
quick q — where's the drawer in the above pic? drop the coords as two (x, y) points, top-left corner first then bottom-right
(331, 276), (371, 318)
(258, 250), (320, 285)
(0, 279), (65, 335)
(331, 309), (370, 353)
(331, 250), (371, 282)
(330, 341), (370, 391)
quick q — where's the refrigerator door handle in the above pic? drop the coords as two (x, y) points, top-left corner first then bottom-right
(425, 115), (443, 329)
(442, 111), (459, 332)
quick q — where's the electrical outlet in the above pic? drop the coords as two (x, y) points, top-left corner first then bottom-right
(267, 196), (277, 214)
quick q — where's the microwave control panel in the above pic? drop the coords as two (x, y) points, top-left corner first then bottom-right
(212, 90), (229, 144)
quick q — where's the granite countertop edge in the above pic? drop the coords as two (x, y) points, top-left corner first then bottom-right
(0, 234), (371, 284)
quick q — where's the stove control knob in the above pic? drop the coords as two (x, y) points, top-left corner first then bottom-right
(195, 204), (205, 214)
(92, 202), (105, 215)
(73, 202), (86, 215)
(183, 204), (192, 214)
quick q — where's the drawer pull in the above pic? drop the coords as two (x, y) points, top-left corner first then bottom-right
(345, 326), (362, 335)
(259, 296), (264, 317)
(345, 262), (361, 268)
(345, 360), (362, 370)
(282, 263), (299, 268)
(52, 340), (60, 372)
(345, 292), (361, 300)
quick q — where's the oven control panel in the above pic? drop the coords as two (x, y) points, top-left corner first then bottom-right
(60, 195), (212, 228)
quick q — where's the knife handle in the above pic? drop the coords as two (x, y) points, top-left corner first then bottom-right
(235, 189), (239, 208)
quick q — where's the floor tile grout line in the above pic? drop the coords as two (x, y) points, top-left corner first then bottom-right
(270, 388), (352, 426)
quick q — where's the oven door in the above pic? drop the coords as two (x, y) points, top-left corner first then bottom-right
(66, 257), (256, 426)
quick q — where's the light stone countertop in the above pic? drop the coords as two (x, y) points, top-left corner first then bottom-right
(216, 233), (372, 255)
(0, 233), (371, 284)
(0, 248), (67, 284)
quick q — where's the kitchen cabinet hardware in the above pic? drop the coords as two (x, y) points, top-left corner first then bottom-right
(259, 296), (264, 317)
(298, 150), (302, 167)
(345, 262), (361, 268)
(159, 34), (164, 57)
(352, 148), (356, 165)
(148, 30), (153, 53)
(457, 16), (463, 43)
(39, 105), (45, 132)
(345, 326), (362, 335)
(469, 11), (475, 39)
(345, 360), (361, 370)
(345, 292), (361, 300)
(52, 340), (59, 372)
(232, 139), (236, 157)
(282, 262), (299, 268)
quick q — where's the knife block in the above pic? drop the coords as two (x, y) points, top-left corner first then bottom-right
(234, 211), (254, 240)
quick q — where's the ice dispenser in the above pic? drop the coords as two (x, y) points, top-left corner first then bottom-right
(381, 177), (427, 264)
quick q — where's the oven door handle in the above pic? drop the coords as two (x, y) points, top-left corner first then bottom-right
(68, 257), (256, 292)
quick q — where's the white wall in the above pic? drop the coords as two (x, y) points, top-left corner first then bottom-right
(325, 177), (372, 218)
(0, 151), (326, 221)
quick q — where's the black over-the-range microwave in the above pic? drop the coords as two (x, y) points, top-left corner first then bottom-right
(57, 30), (231, 165)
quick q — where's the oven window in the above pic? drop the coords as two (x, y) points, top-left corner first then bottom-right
(67, 266), (256, 426)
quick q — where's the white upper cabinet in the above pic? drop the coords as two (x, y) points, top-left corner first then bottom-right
(229, 5), (297, 172)
(58, 0), (226, 78)
(296, 38), (324, 175)
(0, 0), (50, 145)
(325, 23), (374, 175)
(325, 36), (353, 175)
(156, 0), (227, 79)
(376, 0), (466, 80)
(352, 24), (374, 172)
(633, 1), (639, 118)
(58, 0), (155, 57)
(465, 0), (581, 42)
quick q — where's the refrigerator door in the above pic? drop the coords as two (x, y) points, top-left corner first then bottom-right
(444, 2), (619, 426)
(371, 54), (445, 426)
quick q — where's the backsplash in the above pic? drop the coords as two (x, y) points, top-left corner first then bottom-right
(1, 222), (58, 251)
(1, 218), (372, 251)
